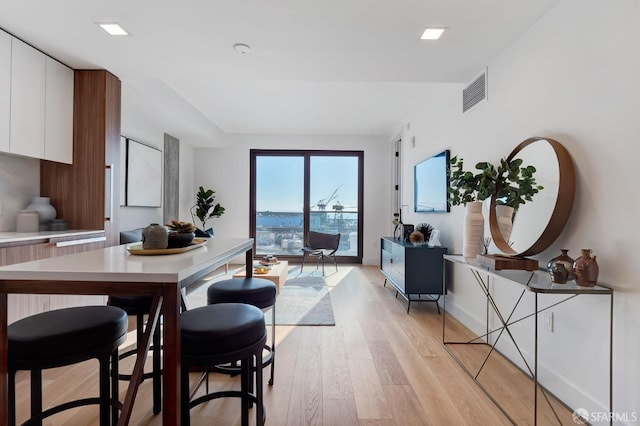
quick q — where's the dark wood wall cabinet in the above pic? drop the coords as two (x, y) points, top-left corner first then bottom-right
(40, 70), (121, 247)
(380, 236), (447, 313)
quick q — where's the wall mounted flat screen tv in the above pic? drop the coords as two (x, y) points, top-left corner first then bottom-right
(414, 149), (450, 213)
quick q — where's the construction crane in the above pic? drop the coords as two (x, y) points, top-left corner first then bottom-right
(312, 185), (341, 211)
(332, 201), (356, 227)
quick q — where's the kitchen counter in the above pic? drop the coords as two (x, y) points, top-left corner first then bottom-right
(0, 229), (105, 247)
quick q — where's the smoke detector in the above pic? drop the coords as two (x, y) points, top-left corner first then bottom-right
(233, 43), (251, 54)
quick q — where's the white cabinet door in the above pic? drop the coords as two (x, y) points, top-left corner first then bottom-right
(10, 38), (45, 159)
(0, 31), (10, 153)
(44, 57), (73, 164)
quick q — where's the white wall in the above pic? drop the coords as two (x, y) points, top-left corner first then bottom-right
(193, 133), (390, 265)
(398, 0), (639, 423)
(119, 82), (205, 234)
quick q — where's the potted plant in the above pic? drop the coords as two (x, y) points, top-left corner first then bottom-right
(190, 186), (225, 237)
(448, 156), (499, 207)
(448, 155), (543, 257)
(166, 220), (196, 248)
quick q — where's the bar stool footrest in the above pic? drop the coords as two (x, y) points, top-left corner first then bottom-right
(189, 390), (267, 424)
(211, 344), (273, 376)
(27, 397), (122, 424)
(117, 346), (163, 382)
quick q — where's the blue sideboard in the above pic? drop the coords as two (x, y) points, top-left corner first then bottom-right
(380, 236), (447, 313)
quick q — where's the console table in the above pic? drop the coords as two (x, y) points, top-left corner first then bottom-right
(442, 254), (613, 425)
(380, 237), (447, 313)
(0, 237), (254, 425)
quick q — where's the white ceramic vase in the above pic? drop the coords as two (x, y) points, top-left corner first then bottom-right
(463, 201), (484, 258)
(26, 197), (56, 231)
(495, 205), (514, 244)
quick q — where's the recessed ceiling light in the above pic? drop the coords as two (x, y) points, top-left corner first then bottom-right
(97, 22), (129, 36)
(233, 43), (251, 54)
(421, 27), (446, 40)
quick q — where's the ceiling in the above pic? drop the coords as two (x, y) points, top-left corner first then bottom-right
(0, 1), (559, 146)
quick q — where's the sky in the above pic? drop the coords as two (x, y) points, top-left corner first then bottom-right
(256, 155), (359, 212)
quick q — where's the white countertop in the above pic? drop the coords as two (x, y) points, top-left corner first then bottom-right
(0, 237), (253, 284)
(0, 229), (104, 244)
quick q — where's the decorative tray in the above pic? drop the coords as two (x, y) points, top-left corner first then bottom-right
(127, 238), (207, 255)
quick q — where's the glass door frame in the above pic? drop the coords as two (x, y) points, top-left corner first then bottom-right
(249, 149), (364, 264)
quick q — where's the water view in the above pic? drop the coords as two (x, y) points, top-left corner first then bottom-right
(255, 210), (358, 257)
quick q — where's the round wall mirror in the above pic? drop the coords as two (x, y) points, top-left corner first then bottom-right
(489, 137), (575, 257)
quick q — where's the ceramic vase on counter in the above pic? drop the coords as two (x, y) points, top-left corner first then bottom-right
(25, 197), (56, 231)
(463, 201), (484, 258)
(547, 249), (575, 284)
(16, 210), (40, 232)
(142, 223), (169, 249)
(573, 249), (599, 287)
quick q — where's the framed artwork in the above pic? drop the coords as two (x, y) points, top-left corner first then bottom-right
(123, 137), (163, 207)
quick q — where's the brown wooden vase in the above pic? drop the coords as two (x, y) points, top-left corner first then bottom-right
(573, 249), (599, 287)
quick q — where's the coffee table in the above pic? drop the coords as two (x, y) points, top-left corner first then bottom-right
(234, 260), (289, 292)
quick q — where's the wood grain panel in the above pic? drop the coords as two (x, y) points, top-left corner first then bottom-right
(41, 70), (121, 246)
(104, 72), (121, 246)
(286, 327), (323, 426)
(367, 340), (409, 385)
(382, 385), (430, 426)
(323, 399), (360, 426)
(348, 357), (392, 421)
(322, 325), (354, 400)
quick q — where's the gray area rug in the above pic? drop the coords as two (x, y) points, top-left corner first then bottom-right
(265, 276), (335, 326)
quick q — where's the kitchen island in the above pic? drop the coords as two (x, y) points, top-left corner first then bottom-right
(0, 237), (254, 425)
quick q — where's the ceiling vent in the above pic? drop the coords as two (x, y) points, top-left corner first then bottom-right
(463, 69), (487, 113)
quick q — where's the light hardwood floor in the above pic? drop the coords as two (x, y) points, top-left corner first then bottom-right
(12, 265), (572, 425)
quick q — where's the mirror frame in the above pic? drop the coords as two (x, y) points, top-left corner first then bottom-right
(489, 137), (575, 257)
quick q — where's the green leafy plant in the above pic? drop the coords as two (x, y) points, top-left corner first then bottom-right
(190, 186), (225, 233)
(495, 158), (543, 209)
(448, 155), (543, 209)
(448, 156), (499, 206)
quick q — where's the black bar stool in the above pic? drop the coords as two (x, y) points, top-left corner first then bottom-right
(181, 303), (266, 426)
(207, 277), (277, 385)
(8, 305), (128, 426)
(107, 295), (162, 414)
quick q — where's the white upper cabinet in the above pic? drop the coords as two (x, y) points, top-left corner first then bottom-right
(44, 57), (73, 164)
(0, 31), (10, 153)
(10, 38), (46, 159)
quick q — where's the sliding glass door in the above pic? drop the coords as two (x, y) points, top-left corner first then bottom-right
(253, 154), (305, 256)
(250, 150), (363, 263)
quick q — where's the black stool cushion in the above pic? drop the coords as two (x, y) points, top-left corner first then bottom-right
(181, 303), (265, 356)
(207, 278), (276, 309)
(9, 306), (128, 362)
(108, 295), (154, 316)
